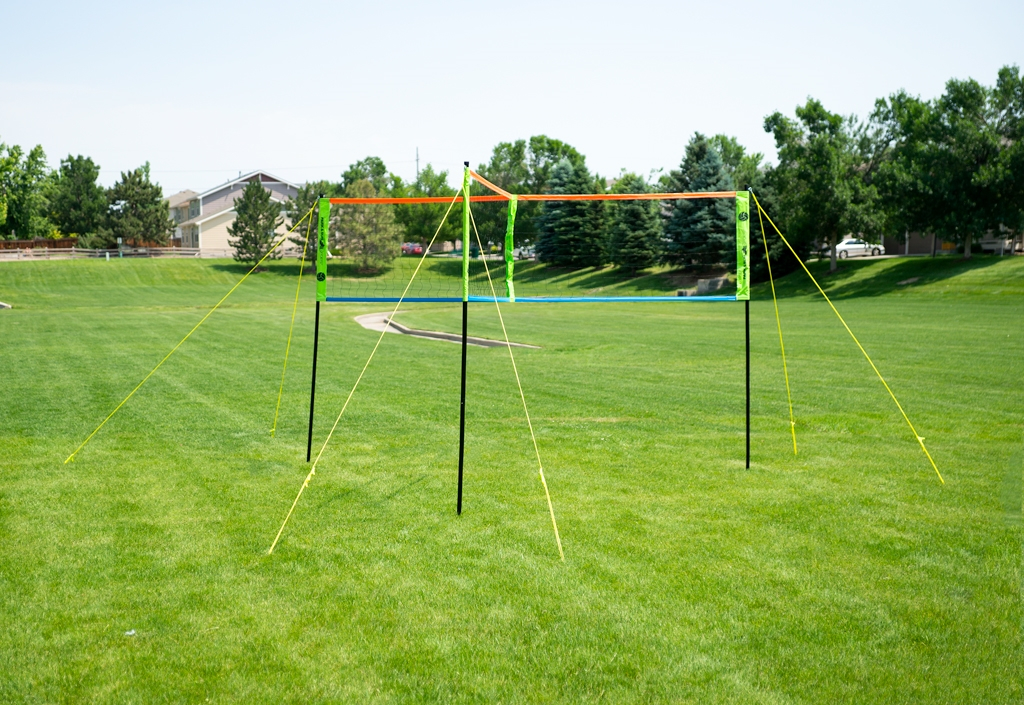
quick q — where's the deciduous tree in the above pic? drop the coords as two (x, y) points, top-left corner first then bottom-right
(765, 101), (882, 271)
(331, 179), (401, 272)
(0, 143), (54, 240)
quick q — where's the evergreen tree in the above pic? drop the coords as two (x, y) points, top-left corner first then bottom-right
(228, 180), (284, 265)
(284, 180), (334, 266)
(609, 173), (661, 271)
(101, 163), (173, 247)
(663, 133), (735, 268)
(535, 158), (607, 267)
(51, 155), (106, 237)
(331, 179), (401, 272)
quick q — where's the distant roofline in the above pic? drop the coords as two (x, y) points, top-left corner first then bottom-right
(196, 170), (301, 199)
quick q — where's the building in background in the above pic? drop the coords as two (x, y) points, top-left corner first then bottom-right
(166, 171), (299, 254)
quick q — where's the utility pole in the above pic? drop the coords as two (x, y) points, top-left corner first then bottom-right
(416, 147), (420, 180)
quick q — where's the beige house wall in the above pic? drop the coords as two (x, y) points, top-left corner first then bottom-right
(199, 207), (293, 253)
(198, 211), (236, 250)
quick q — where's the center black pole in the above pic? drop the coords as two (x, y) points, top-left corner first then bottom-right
(457, 300), (468, 514)
(745, 298), (750, 469)
(306, 299), (321, 462)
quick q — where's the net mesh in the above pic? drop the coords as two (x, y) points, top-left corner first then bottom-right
(321, 198), (741, 302)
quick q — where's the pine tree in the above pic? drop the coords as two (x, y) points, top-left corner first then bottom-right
(51, 155), (106, 237)
(535, 158), (574, 265)
(228, 180), (284, 265)
(663, 134), (735, 268)
(609, 173), (661, 271)
(536, 158), (607, 267)
(331, 179), (401, 272)
(102, 163), (173, 247)
(284, 180), (334, 267)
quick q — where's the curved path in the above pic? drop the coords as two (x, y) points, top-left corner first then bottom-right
(354, 312), (539, 349)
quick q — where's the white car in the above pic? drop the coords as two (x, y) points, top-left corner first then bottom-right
(828, 238), (885, 259)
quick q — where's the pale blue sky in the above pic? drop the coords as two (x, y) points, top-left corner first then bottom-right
(2, 0), (1021, 195)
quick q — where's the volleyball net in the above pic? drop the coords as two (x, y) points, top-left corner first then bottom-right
(313, 168), (750, 304)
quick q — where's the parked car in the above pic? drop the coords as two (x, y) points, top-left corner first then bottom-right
(401, 242), (424, 256)
(821, 238), (885, 259)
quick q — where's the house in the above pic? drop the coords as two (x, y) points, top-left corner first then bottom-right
(166, 171), (300, 254)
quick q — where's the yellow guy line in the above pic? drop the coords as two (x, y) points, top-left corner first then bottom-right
(268, 190), (463, 554)
(469, 207), (565, 561)
(271, 212), (315, 436)
(755, 200), (798, 455)
(65, 207), (315, 464)
(750, 193), (943, 484)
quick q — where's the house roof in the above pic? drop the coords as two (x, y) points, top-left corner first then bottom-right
(176, 194), (289, 227)
(196, 170), (300, 199)
(166, 189), (198, 208)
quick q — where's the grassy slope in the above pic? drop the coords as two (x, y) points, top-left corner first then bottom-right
(0, 255), (1021, 703)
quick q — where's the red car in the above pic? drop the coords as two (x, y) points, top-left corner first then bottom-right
(401, 243), (424, 256)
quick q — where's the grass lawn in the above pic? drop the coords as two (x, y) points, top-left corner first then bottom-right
(0, 254), (1021, 702)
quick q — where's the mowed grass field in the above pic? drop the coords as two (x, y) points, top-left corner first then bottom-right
(0, 254), (1021, 703)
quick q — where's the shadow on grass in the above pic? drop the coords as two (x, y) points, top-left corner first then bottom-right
(761, 255), (1006, 300)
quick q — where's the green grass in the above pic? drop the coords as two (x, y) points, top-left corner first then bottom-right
(0, 255), (1021, 702)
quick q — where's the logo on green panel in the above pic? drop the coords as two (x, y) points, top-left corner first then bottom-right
(316, 273), (326, 282)
(738, 212), (749, 222)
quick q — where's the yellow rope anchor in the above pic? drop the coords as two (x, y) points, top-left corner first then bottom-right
(750, 192), (943, 484)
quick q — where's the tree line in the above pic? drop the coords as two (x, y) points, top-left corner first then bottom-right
(6, 64), (1021, 275)
(0, 146), (172, 247)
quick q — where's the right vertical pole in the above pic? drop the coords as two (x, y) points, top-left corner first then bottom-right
(457, 162), (470, 514)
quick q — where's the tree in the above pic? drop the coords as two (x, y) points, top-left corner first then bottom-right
(102, 163), (173, 247)
(535, 157), (607, 267)
(228, 180), (284, 264)
(608, 172), (661, 271)
(0, 142), (55, 240)
(331, 179), (401, 272)
(663, 133), (735, 269)
(284, 180), (335, 265)
(986, 65), (1024, 236)
(874, 71), (1013, 259)
(473, 140), (532, 247)
(50, 155), (106, 237)
(393, 163), (458, 245)
(765, 100), (883, 272)
(340, 156), (399, 196)
(474, 136), (589, 249)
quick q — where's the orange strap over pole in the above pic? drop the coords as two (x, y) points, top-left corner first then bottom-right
(328, 190), (736, 205)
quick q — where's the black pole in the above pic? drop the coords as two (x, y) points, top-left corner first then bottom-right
(457, 300), (468, 514)
(306, 300), (321, 462)
(745, 298), (750, 469)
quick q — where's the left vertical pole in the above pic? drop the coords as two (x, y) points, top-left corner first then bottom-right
(735, 191), (751, 469)
(308, 196), (330, 462)
(745, 299), (750, 469)
(457, 163), (470, 514)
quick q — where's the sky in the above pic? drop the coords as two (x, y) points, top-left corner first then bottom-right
(2, 0), (1022, 196)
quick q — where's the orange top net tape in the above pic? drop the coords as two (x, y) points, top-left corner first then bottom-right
(328, 170), (736, 205)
